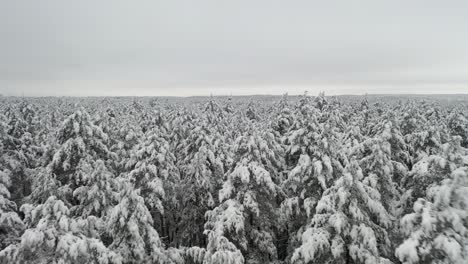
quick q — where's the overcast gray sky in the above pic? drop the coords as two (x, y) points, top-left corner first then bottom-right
(1, 0), (467, 96)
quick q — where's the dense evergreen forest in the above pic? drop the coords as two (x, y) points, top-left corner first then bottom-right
(0, 93), (467, 264)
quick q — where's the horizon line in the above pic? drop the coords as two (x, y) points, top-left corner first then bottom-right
(2, 93), (468, 98)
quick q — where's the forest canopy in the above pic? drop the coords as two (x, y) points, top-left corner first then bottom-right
(0, 94), (467, 264)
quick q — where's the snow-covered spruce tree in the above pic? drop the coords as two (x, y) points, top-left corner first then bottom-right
(94, 107), (118, 139)
(106, 179), (167, 263)
(204, 96), (226, 120)
(110, 121), (142, 173)
(272, 93), (294, 137)
(357, 137), (403, 257)
(313, 92), (329, 112)
(169, 109), (195, 156)
(0, 196), (120, 264)
(166, 110), (232, 249)
(92, 107), (122, 171)
(399, 101), (449, 167)
(358, 138), (400, 214)
(2, 104), (43, 205)
(292, 160), (393, 264)
(223, 96), (234, 114)
(359, 95), (370, 127)
(72, 159), (119, 218)
(3, 131), (38, 205)
(400, 103), (424, 137)
(342, 123), (365, 158)
(295, 92), (314, 116)
(283, 99), (321, 168)
(372, 115), (411, 174)
(448, 111), (468, 148)
(27, 164), (65, 207)
(50, 108), (111, 193)
(18, 102), (40, 135)
(5, 103), (30, 140)
(396, 167), (468, 264)
(174, 124), (224, 247)
(360, 114), (412, 193)
(245, 101), (259, 121)
(421, 103), (452, 145)
(204, 127), (284, 263)
(34, 107), (61, 168)
(140, 107), (169, 134)
(130, 99), (145, 115)
(203, 228), (244, 264)
(0, 169), (24, 250)
(281, 102), (345, 260)
(125, 126), (178, 220)
(405, 122), (444, 165)
(402, 136), (468, 215)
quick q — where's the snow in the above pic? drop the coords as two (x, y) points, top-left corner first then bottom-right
(20, 229), (44, 249)
(292, 227), (330, 263)
(214, 199), (245, 237)
(1, 95), (468, 264)
(434, 235), (462, 262)
(395, 238), (420, 264)
(328, 212), (348, 234)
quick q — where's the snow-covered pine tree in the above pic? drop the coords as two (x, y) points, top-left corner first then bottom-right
(72, 159), (119, 218)
(110, 121), (142, 173)
(125, 126), (178, 219)
(223, 96), (234, 114)
(292, 160), (393, 264)
(50, 108), (111, 193)
(5, 103), (29, 141)
(405, 122), (444, 165)
(272, 93), (294, 137)
(174, 123), (224, 247)
(422, 102), (452, 145)
(106, 179), (167, 263)
(314, 92), (328, 112)
(399, 101), (445, 167)
(358, 138), (400, 214)
(2, 104), (42, 206)
(203, 228), (244, 264)
(3, 131), (37, 205)
(373, 115), (411, 174)
(281, 101), (345, 260)
(396, 167), (468, 264)
(402, 136), (468, 215)
(204, 96), (225, 120)
(400, 103), (423, 137)
(295, 92), (314, 116)
(0, 196), (120, 264)
(140, 107), (168, 134)
(204, 127), (284, 263)
(95, 107), (118, 139)
(92, 106), (122, 172)
(246, 101), (259, 121)
(0, 169), (24, 250)
(448, 111), (468, 148)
